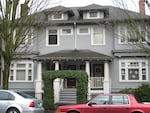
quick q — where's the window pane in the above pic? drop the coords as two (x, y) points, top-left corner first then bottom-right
(112, 96), (124, 105)
(127, 27), (138, 42)
(48, 35), (57, 44)
(92, 95), (109, 105)
(16, 70), (26, 80)
(119, 27), (126, 43)
(89, 12), (97, 17)
(54, 13), (61, 19)
(62, 29), (71, 34)
(79, 28), (89, 33)
(49, 30), (57, 34)
(112, 96), (129, 105)
(48, 29), (58, 45)
(93, 27), (104, 45)
(0, 92), (14, 100)
(28, 64), (32, 68)
(128, 69), (139, 80)
(17, 64), (25, 68)
(142, 75), (146, 80)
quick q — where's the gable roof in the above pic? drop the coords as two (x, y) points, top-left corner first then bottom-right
(78, 4), (106, 11)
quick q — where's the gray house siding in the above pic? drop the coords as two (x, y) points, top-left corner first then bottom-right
(36, 24), (114, 56)
(6, 4), (150, 100)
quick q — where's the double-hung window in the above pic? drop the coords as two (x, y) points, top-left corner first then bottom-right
(47, 29), (59, 46)
(119, 59), (148, 82)
(10, 61), (33, 82)
(91, 26), (105, 45)
(86, 11), (104, 19)
(118, 25), (147, 44)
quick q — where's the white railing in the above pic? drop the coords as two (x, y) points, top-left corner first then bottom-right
(90, 77), (104, 89)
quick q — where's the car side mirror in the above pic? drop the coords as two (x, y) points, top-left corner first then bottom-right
(88, 102), (96, 106)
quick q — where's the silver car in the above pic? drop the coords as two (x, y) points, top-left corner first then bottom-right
(0, 90), (44, 113)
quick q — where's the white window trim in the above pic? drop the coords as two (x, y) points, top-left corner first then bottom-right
(87, 11), (104, 19)
(118, 25), (148, 44)
(9, 60), (34, 82)
(119, 59), (148, 82)
(46, 28), (60, 46)
(51, 13), (64, 20)
(60, 27), (73, 35)
(91, 26), (105, 45)
(77, 27), (90, 35)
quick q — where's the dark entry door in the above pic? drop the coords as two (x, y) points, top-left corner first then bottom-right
(64, 65), (77, 88)
(66, 78), (76, 88)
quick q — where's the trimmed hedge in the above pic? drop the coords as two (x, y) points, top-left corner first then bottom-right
(120, 84), (150, 102)
(42, 70), (88, 110)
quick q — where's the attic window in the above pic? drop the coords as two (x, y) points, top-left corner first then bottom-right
(48, 13), (65, 20)
(85, 11), (104, 19)
(89, 11), (98, 18)
(54, 13), (62, 19)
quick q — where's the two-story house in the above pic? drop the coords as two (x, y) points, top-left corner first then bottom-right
(3, 2), (150, 104)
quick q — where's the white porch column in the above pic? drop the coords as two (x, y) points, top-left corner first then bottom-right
(54, 61), (60, 103)
(103, 61), (110, 93)
(35, 61), (42, 99)
(85, 61), (91, 99)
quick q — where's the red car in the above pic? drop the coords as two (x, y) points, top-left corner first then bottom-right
(56, 93), (150, 113)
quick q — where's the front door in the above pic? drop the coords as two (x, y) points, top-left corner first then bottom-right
(64, 65), (77, 88)
(93, 64), (104, 77)
(66, 78), (76, 88)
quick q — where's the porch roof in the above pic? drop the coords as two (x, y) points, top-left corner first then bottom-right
(34, 49), (112, 61)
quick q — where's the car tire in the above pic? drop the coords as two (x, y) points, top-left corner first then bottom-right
(7, 108), (20, 113)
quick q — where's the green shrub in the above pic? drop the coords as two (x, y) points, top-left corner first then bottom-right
(134, 84), (150, 102)
(119, 84), (150, 102)
(42, 70), (88, 110)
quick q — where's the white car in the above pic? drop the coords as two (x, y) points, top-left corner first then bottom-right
(0, 90), (44, 113)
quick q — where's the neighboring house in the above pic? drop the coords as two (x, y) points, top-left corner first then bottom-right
(1, 2), (150, 104)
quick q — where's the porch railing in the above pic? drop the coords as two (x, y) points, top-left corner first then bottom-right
(90, 77), (104, 89)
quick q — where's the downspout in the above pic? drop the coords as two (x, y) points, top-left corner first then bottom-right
(74, 22), (77, 49)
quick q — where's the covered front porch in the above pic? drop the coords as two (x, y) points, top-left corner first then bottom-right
(34, 49), (112, 103)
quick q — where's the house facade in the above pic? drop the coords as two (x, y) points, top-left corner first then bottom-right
(1, 2), (150, 104)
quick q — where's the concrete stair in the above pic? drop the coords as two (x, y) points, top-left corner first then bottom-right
(58, 89), (77, 105)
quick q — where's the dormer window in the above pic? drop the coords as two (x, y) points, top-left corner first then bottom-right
(89, 11), (98, 18)
(48, 13), (67, 21)
(84, 11), (104, 19)
(54, 13), (62, 19)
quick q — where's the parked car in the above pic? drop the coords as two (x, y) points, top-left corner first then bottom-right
(56, 93), (150, 113)
(0, 90), (44, 113)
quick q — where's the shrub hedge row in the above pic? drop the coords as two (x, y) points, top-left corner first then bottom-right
(120, 84), (150, 102)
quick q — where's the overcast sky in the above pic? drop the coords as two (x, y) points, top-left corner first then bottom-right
(51, 0), (150, 15)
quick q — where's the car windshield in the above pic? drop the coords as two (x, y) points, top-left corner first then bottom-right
(16, 92), (34, 99)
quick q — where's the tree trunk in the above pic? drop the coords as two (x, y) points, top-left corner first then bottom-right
(2, 62), (10, 89)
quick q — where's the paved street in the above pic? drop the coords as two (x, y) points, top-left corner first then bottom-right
(45, 110), (56, 113)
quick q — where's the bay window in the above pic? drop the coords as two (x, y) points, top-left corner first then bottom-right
(119, 59), (148, 82)
(10, 61), (33, 82)
(118, 25), (147, 44)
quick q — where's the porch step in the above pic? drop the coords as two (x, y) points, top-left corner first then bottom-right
(59, 89), (77, 104)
